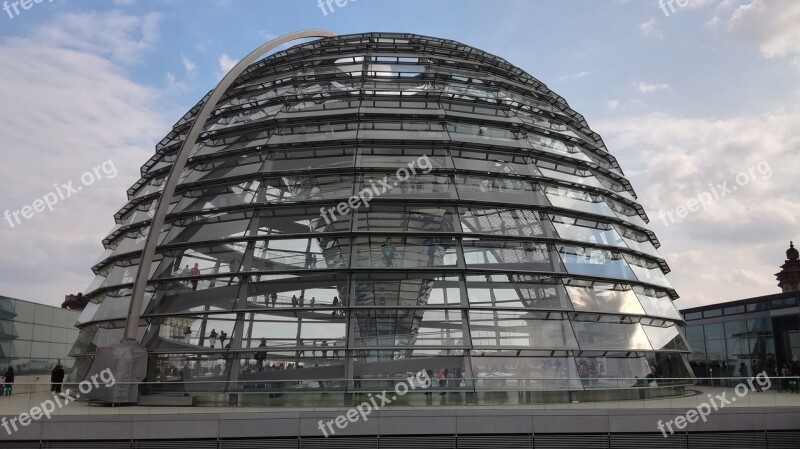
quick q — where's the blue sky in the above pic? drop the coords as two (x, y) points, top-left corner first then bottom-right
(0, 0), (798, 309)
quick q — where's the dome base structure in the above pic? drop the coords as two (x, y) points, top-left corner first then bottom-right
(71, 32), (694, 405)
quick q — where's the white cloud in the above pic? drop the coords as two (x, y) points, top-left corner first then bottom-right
(638, 18), (662, 38)
(0, 12), (166, 306)
(556, 71), (589, 82)
(635, 81), (671, 93)
(180, 53), (196, 77)
(596, 110), (800, 307)
(727, 0), (800, 63)
(607, 100), (620, 111)
(217, 53), (239, 77)
(30, 11), (160, 63)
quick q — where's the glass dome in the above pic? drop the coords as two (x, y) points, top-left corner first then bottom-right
(70, 33), (693, 399)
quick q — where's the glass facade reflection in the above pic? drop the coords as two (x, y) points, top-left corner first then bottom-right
(682, 290), (800, 385)
(76, 33), (691, 396)
(0, 296), (80, 376)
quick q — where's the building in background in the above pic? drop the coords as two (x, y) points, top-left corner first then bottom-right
(681, 242), (800, 382)
(0, 296), (80, 377)
(72, 32), (692, 402)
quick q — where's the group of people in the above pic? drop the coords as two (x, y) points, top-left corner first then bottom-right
(206, 329), (228, 348)
(380, 237), (444, 267)
(260, 293), (344, 317)
(1, 361), (65, 398)
(176, 263), (203, 290)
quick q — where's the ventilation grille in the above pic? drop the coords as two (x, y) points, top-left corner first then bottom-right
(220, 438), (298, 449)
(610, 433), (687, 449)
(534, 434), (609, 449)
(299, 436), (377, 449)
(380, 435), (456, 449)
(43, 442), (131, 449)
(457, 434), (532, 449)
(133, 440), (218, 449)
(686, 432), (767, 449)
(766, 431), (800, 449)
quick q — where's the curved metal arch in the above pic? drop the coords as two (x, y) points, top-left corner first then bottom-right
(123, 30), (338, 340)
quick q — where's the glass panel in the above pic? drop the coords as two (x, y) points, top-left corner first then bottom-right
(353, 236), (459, 268)
(14, 300), (36, 323)
(571, 321), (652, 351)
(170, 181), (261, 213)
(33, 305), (54, 325)
(207, 103), (282, 131)
(459, 207), (554, 238)
(242, 312), (347, 353)
(351, 309), (465, 348)
(557, 245), (637, 281)
(352, 353), (465, 391)
(145, 277), (239, 315)
(189, 128), (271, 158)
(161, 211), (253, 245)
(16, 322), (32, 341)
(251, 237), (350, 272)
(455, 175), (548, 206)
(747, 318), (772, 336)
(771, 297), (797, 309)
(745, 301), (770, 313)
(157, 314), (239, 349)
(352, 273), (463, 307)
(469, 311), (578, 349)
(704, 339), (726, 363)
(624, 254), (676, 288)
(265, 147), (355, 172)
(358, 146), (452, 170)
(683, 311), (702, 321)
(264, 174), (354, 204)
(724, 320), (747, 339)
(451, 149), (539, 177)
(245, 273), (348, 309)
(552, 216), (626, 248)
(576, 356), (651, 389)
(463, 241), (563, 272)
(250, 206), (350, 236)
(109, 228), (148, 258)
(642, 325), (690, 351)
(685, 325), (705, 361)
(354, 205), (459, 233)
(471, 356), (581, 390)
(704, 323), (724, 340)
(465, 274), (572, 310)
(615, 225), (664, 259)
(566, 282), (645, 315)
(647, 352), (694, 382)
(180, 153), (268, 184)
(633, 286), (682, 320)
(723, 305), (746, 315)
(543, 186), (616, 218)
(536, 162), (605, 190)
(359, 172), (457, 200)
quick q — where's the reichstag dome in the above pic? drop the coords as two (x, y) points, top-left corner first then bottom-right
(71, 32), (693, 402)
